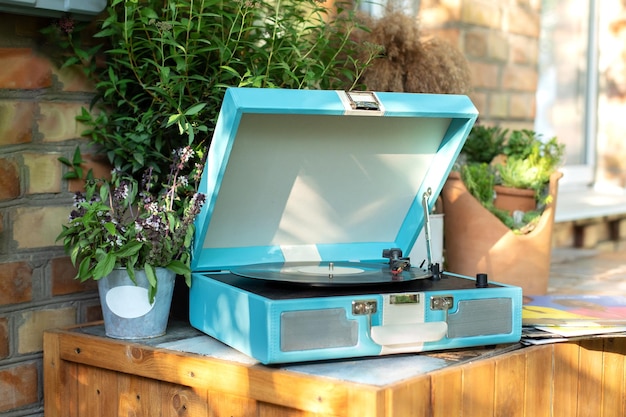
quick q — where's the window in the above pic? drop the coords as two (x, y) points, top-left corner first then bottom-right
(534, 0), (597, 189)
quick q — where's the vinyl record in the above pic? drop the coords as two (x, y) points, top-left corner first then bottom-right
(231, 261), (431, 286)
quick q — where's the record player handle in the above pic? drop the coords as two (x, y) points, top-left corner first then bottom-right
(370, 322), (448, 346)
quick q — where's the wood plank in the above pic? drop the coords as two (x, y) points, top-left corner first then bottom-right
(493, 349), (526, 417)
(246, 366), (349, 415)
(524, 344), (553, 417)
(117, 372), (163, 417)
(258, 401), (327, 417)
(206, 389), (257, 417)
(600, 338), (626, 417)
(431, 367), (463, 417)
(553, 342), (580, 417)
(462, 358), (495, 417)
(77, 364), (119, 417)
(162, 384), (209, 417)
(577, 339), (605, 417)
(43, 331), (78, 417)
(57, 331), (353, 415)
(343, 385), (384, 417)
(385, 375), (431, 417)
(49, 324), (626, 417)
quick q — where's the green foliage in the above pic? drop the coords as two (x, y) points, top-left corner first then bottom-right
(460, 163), (495, 206)
(498, 131), (565, 196)
(56, 147), (205, 303)
(44, 0), (378, 179)
(462, 125), (507, 164)
(502, 129), (537, 159)
(458, 125), (565, 233)
(57, 146), (86, 180)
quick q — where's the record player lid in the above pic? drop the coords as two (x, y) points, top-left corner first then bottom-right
(192, 88), (477, 272)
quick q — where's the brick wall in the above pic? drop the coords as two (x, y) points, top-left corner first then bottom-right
(420, 0), (541, 130)
(0, 13), (100, 416)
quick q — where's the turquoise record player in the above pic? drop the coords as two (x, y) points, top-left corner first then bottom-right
(189, 87), (522, 364)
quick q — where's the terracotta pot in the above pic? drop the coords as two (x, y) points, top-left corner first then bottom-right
(493, 185), (536, 214)
(441, 171), (562, 295)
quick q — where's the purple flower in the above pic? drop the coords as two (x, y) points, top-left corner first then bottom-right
(58, 16), (75, 34)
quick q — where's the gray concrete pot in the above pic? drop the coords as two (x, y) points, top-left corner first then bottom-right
(97, 267), (175, 339)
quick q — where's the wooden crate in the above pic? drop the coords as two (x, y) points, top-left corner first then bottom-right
(44, 323), (626, 417)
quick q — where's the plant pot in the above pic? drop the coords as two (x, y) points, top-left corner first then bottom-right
(441, 171), (562, 295)
(97, 267), (176, 339)
(493, 185), (536, 214)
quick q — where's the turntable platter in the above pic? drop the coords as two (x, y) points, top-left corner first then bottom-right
(231, 261), (431, 286)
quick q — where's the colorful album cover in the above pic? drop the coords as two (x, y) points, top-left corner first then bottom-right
(522, 294), (626, 327)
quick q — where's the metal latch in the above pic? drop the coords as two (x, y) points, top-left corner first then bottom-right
(431, 295), (454, 323)
(352, 300), (377, 315)
(430, 296), (453, 311)
(339, 91), (384, 115)
(353, 299), (377, 335)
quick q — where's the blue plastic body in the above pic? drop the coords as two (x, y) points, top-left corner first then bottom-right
(188, 87), (522, 364)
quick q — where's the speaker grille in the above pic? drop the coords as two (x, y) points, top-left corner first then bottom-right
(281, 309), (358, 352)
(447, 298), (512, 338)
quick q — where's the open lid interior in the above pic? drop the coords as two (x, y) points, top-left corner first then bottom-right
(192, 88), (477, 272)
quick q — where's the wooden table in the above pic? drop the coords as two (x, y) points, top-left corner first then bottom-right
(43, 321), (626, 417)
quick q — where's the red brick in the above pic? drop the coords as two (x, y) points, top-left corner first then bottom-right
(505, 4), (540, 38)
(502, 65), (538, 92)
(510, 92), (536, 119)
(468, 91), (487, 115)
(0, 48), (52, 89)
(0, 318), (8, 359)
(39, 101), (89, 142)
(468, 61), (500, 89)
(0, 101), (35, 145)
(52, 65), (96, 93)
(18, 308), (76, 353)
(84, 303), (104, 323)
(465, 30), (488, 58)
(0, 158), (20, 200)
(0, 363), (39, 412)
(424, 28), (461, 47)
(51, 256), (97, 296)
(68, 153), (112, 192)
(0, 262), (32, 306)
(510, 34), (537, 65)
(461, 1), (502, 29)
(13, 206), (70, 249)
(420, 1), (461, 25)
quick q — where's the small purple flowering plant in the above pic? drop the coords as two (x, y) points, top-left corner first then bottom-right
(57, 147), (205, 302)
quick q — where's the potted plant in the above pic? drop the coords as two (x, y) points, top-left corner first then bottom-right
(442, 125), (565, 295)
(44, 0), (379, 179)
(494, 130), (565, 216)
(45, 0), (381, 322)
(57, 147), (205, 339)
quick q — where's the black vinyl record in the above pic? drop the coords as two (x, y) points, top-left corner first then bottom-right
(231, 261), (431, 286)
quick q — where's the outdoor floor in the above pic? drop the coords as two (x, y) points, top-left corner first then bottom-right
(548, 244), (626, 295)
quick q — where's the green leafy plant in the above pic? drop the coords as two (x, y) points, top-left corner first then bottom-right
(457, 126), (565, 233)
(56, 147), (205, 302)
(498, 132), (565, 197)
(460, 163), (496, 206)
(44, 0), (379, 179)
(462, 125), (508, 164)
(58, 146), (86, 180)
